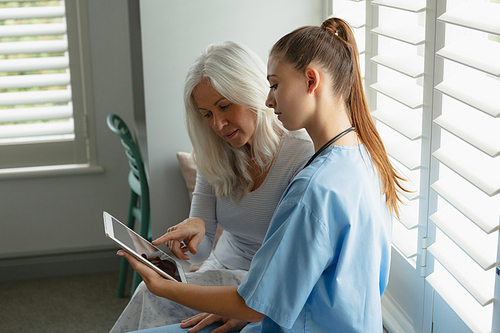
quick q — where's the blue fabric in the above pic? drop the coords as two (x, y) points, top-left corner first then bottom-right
(238, 145), (392, 333)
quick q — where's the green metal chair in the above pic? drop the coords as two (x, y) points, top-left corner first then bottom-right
(107, 114), (151, 298)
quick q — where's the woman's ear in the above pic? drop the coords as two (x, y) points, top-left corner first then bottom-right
(305, 67), (320, 96)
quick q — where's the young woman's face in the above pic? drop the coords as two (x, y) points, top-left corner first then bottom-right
(266, 56), (312, 131)
(192, 79), (257, 148)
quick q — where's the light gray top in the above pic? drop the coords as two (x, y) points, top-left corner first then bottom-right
(188, 130), (314, 270)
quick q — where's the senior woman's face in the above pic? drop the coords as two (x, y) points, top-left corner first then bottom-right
(193, 79), (257, 148)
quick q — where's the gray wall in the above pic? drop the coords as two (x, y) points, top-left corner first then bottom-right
(0, 0), (136, 280)
(140, 0), (325, 238)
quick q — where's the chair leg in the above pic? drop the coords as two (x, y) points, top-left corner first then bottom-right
(131, 197), (149, 295)
(117, 257), (130, 298)
(116, 190), (139, 298)
(127, 191), (138, 228)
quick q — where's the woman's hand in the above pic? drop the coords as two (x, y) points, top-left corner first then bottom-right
(180, 312), (249, 333)
(152, 218), (206, 260)
(117, 250), (174, 296)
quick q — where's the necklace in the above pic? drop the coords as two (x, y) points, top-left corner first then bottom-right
(303, 126), (356, 169)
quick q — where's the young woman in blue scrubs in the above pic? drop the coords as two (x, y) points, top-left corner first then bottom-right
(118, 17), (407, 333)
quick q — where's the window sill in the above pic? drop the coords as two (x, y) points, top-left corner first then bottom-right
(0, 164), (104, 180)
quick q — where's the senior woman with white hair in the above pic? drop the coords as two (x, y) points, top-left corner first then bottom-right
(110, 41), (313, 333)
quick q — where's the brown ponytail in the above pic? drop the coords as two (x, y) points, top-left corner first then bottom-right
(270, 17), (409, 218)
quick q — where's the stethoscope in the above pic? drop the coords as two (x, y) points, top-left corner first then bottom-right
(303, 126), (356, 169)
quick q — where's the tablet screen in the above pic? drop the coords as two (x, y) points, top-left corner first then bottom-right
(108, 214), (184, 282)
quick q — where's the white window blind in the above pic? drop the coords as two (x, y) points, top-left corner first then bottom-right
(332, 0), (500, 332)
(425, 0), (500, 332)
(0, 0), (96, 172)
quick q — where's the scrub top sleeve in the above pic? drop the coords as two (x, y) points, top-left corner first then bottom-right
(238, 201), (332, 329)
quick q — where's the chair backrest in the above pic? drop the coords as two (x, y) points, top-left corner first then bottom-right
(106, 114), (149, 198)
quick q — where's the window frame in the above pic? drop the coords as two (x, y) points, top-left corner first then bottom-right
(0, 0), (101, 178)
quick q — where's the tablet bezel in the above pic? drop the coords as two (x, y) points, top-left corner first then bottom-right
(103, 211), (187, 283)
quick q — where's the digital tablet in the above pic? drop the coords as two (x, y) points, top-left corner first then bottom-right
(103, 211), (187, 283)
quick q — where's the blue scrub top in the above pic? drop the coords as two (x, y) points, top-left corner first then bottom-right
(238, 145), (392, 333)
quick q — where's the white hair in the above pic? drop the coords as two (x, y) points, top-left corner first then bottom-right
(184, 41), (284, 199)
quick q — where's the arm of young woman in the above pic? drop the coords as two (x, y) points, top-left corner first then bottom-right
(117, 250), (265, 323)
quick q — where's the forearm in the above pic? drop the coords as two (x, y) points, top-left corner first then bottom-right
(150, 280), (264, 323)
(118, 249), (263, 323)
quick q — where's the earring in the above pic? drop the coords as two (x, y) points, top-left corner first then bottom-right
(308, 91), (314, 97)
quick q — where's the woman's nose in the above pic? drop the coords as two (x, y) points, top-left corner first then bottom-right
(266, 92), (275, 109)
(212, 112), (227, 131)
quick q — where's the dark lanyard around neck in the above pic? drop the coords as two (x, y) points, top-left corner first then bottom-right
(303, 126), (356, 169)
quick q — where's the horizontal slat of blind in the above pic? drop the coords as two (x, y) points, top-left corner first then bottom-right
(428, 238), (494, 306)
(427, 268), (493, 333)
(433, 146), (500, 197)
(372, 0), (425, 12)
(0, 56), (69, 72)
(388, 157), (420, 201)
(436, 38), (500, 77)
(371, 82), (423, 109)
(355, 28), (366, 54)
(0, 6), (64, 20)
(392, 219), (418, 258)
(0, 73), (70, 89)
(372, 54), (424, 78)
(431, 178), (499, 234)
(0, 23), (66, 38)
(430, 208), (496, 270)
(359, 53), (365, 77)
(397, 199), (418, 229)
(371, 26), (425, 45)
(0, 40), (67, 55)
(372, 109), (422, 140)
(0, 120), (73, 139)
(400, 189), (418, 201)
(437, 2), (500, 35)
(0, 105), (72, 123)
(434, 111), (500, 158)
(0, 89), (71, 106)
(435, 73), (500, 118)
(383, 138), (420, 170)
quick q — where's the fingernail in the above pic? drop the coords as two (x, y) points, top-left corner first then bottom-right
(117, 251), (124, 257)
